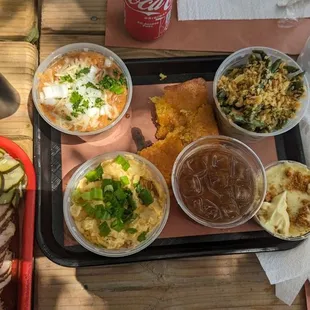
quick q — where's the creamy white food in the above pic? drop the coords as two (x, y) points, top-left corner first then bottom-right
(257, 162), (310, 238)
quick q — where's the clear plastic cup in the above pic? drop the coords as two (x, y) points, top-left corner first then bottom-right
(63, 152), (170, 257)
(171, 136), (267, 229)
(32, 43), (133, 137)
(213, 46), (310, 143)
(255, 160), (310, 241)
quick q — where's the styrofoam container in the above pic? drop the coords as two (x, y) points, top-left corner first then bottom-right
(32, 43), (133, 137)
(63, 152), (170, 257)
(213, 47), (310, 143)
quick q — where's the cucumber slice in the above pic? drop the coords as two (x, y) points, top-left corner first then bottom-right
(3, 166), (25, 192)
(0, 156), (20, 173)
(0, 188), (15, 205)
(12, 190), (20, 208)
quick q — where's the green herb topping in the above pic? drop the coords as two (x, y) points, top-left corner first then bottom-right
(137, 231), (148, 242)
(60, 75), (74, 83)
(85, 164), (103, 182)
(76, 67), (90, 79)
(98, 75), (125, 95)
(115, 155), (130, 171)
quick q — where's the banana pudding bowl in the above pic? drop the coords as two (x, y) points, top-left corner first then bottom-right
(256, 161), (310, 240)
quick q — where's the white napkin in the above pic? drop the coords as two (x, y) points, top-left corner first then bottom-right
(257, 238), (310, 305)
(177, 0), (310, 21)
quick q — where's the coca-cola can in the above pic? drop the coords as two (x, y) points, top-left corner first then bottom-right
(124, 0), (173, 42)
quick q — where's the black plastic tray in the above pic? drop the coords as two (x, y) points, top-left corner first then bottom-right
(34, 56), (306, 267)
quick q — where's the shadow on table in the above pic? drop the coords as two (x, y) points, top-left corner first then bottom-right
(72, 254), (306, 310)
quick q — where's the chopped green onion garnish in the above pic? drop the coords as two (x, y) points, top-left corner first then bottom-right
(99, 221), (111, 237)
(111, 218), (124, 232)
(137, 230), (148, 242)
(114, 188), (127, 201)
(102, 179), (113, 187)
(138, 188), (153, 206)
(95, 204), (104, 219)
(90, 187), (103, 200)
(120, 176), (129, 186)
(104, 185), (114, 192)
(85, 164), (103, 182)
(101, 209), (111, 220)
(115, 155), (130, 171)
(80, 191), (92, 201)
(126, 228), (137, 234)
(83, 203), (96, 216)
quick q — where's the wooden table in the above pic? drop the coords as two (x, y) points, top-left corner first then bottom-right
(0, 0), (307, 309)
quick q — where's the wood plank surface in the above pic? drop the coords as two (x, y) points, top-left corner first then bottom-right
(0, 0), (36, 40)
(34, 250), (306, 310)
(40, 34), (224, 61)
(0, 42), (37, 149)
(41, 0), (106, 33)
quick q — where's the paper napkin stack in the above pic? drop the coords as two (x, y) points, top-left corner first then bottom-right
(177, 0), (310, 21)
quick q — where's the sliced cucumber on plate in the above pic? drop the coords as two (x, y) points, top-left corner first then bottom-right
(0, 149), (26, 207)
(0, 188), (15, 205)
(0, 156), (20, 173)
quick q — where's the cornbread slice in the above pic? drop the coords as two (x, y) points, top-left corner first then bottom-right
(140, 78), (219, 186)
(139, 131), (184, 186)
(151, 96), (186, 139)
(152, 78), (218, 143)
(178, 104), (219, 144)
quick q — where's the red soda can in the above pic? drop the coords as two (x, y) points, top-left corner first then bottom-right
(124, 0), (173, 42)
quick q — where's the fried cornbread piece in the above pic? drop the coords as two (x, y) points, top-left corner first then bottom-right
(139, 131), (184, 186)
(179, 104), (219, 144)
(150, 96), (186, 139)
(140, 78), (219, 186)
(151, 78), (217, 141)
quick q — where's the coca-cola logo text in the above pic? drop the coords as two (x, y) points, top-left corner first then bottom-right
(125, 0), (172, 16)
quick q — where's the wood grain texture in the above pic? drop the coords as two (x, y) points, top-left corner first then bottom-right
(41, 0), (106, 33)
(34, 249), (306, 310)
(40, 34), (224, 61)
(0, 0), (36, 40)
(0, 42), (37, 141)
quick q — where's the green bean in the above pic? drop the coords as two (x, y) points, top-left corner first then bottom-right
(270, 59), (282, 73)
(253, 50), (268, 61)
(217, 89), (227, 99)
(221, 106), (232, 114)
(291, 71), (305, 80)
(288, 80), (304, 92)
(248, 53), (258, 64)
(284, 65), (299, 73)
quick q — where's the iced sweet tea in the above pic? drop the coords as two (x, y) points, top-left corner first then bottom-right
(178, 146), (256, 224)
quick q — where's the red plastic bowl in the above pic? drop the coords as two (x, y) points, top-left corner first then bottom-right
(0, 136), (36, 310)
